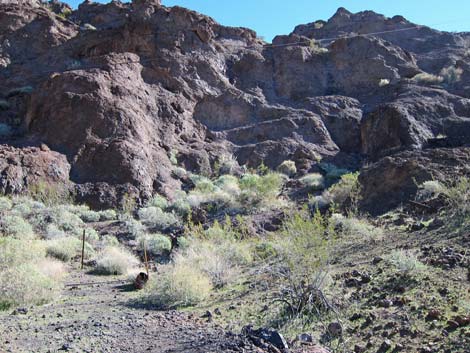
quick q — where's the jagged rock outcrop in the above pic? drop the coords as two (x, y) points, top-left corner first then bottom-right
(1, 0), (469, 210)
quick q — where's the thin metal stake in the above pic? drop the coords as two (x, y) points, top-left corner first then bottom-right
(81, 229), (86, 270)
(143, 239), (149, 276)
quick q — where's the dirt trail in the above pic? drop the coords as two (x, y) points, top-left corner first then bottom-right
(0, 268), (258, 353)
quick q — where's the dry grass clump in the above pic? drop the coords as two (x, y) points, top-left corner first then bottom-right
(93, 246), (139, 275)
(144, 261), (212, 309)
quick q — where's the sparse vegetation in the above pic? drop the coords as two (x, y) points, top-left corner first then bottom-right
(277, 160), (297, 177)
(137, 233), (172, 257)
(412, 72), (444, 84)
(94, 246), (139, 275)
(144, 261), (212, 309)
(300, 173), (325, 191)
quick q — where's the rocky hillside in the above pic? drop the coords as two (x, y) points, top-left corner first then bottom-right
(1, 0), (470, 212)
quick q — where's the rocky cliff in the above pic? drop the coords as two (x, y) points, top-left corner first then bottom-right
(1, 1), (469, 212)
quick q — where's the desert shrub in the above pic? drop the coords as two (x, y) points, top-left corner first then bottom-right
(239, 172), (283, 209)
(269, 210), (334, 317)
(0, 238), (45, 270)
(100, 235), (120, 247)
(0, 100), (10, 110)
(0, 214), (35, 239)
(191, 175), (216, 193)
(146, 194), (168, 210)
(319, 162), (350, 181)
(80, 210), (101, 223)
(0, 262), (62, 310)
(98, 209), (117, 221)
(440, 177), (470, 217)
(94, 246), (138, 275)
(0, 238), (64, 310)
(46, 237), (93, 262)
(417, 180), (446, 201)
(6, 86), (33, 97)
(216, 153), (238, 175)
(144, 261), (212, 308)
(300, 173), (325, 191)
(169, 149), (178, 165)
(379, 78), (390, 87)
(277, 160), (297, 177)
(172, 166), (187, 179)
(169, 193), (191, 217)
(331, 213), (382, 240)
(387, 250), (427, 278)
(0, 196), (12, 211)
(0, 123), (13, 137)
(440, 66), (463, 85)
(27, 181), (71, 206)
(309, 39), (328, 54)
(123, 218), (145, 239)
(45, 223), (67, 239)
(183, 221), (252, 287)
(177, 236), (190, 250)
(254, 241), (279, 260)
(412, 72), (443, 84)
(10, 197), (45, 218)
(138, 206), (181, 230)
(137, 233), (172, 256)
(326, 172), (360, 210)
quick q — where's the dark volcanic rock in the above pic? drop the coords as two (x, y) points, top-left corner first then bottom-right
(1, 1), (470, 210)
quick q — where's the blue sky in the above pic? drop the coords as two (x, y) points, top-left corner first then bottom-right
(66, 0), (470, 42)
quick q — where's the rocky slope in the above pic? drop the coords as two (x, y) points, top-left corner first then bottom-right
(1, 0), (470, 211)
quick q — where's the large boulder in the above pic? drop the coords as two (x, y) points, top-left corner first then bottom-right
(359, 147), (470, 215)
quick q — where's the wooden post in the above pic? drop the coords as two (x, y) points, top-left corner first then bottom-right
(81, 229), (86, 270)
(143, 239), (149, 276)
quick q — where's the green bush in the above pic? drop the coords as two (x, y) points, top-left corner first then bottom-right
(137, 207), (181, 230)
(137, 233), (172, 256)
(326, 172), (360, 209)
(98, 209), (118, 221)
(80, 210), (101, 223)
(146, 194), (168, 209)
(0, 215), (35, 239)
(144, 261), (212, 309)
(0, 197), (12, 211)
(239, 172), (283, 209)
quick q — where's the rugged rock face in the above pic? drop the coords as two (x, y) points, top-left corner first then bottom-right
(1, 0), (469, 210)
